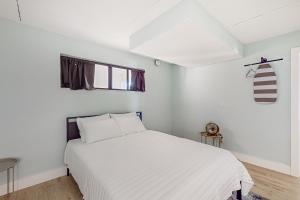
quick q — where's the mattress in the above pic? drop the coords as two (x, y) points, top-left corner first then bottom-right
(64, 130), (253, 200)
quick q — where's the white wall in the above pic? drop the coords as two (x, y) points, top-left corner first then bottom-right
(0, 18), (173, 188)
(172, 31), (300, 167)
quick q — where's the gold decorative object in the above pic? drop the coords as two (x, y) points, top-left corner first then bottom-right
(205, 122), (219, 136)
(200, 122), (223, 147)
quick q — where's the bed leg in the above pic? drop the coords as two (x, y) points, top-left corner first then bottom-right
(236, 189), (242, 200)
(67, 168), (70, 176)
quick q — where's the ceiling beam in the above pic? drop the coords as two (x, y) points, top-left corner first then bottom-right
(130, 0), (244, 58)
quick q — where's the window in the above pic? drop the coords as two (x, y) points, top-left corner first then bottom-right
(94, 64), (109, 89)
(60, 55), (144, 92)
(93, 65), (138, 91)
(112, 68), (128, 90)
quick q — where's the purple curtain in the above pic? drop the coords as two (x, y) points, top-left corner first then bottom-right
(60, 56), (95, 90)
(130, 70), (145, 92)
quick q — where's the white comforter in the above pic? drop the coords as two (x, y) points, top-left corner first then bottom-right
(65, 130), (253, 200)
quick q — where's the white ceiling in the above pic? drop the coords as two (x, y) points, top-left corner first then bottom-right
(0, 0), (300, 66)
(200, 0), (300, 43)
(0, 0), (182, 49)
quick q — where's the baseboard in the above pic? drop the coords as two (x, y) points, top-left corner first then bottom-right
(232, 151), (291, 175)
(0, 166), (66, 196)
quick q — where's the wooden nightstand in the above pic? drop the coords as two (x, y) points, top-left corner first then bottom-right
(200, 132), (223, 147)
(0, 158), (18, 194)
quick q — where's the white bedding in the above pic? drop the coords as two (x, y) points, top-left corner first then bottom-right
(65, 130), (253, 200)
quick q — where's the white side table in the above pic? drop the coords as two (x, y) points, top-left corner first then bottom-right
(0, 158), (18, 194)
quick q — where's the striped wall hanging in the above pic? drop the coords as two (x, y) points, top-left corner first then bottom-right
(253, 64), (277, 103)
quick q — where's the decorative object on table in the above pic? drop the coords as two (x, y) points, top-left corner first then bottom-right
(205, 122), (219, 136)
(201, 122), (222, 147)
(229, 191), (269, 200)
(0, 158), (18, 194)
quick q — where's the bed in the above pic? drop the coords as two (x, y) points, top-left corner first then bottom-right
(64, 112), (253, 200)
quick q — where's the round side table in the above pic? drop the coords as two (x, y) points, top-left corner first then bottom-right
(0, 158), (18, 194)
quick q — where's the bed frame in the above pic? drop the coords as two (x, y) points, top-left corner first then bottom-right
(237, 188), (242, 200)
(65, 111), (242, 200)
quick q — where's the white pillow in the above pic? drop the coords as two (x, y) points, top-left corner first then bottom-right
(113, 115), (146, 135)
(110, 112), (137, 119)
(78, 118), (123, 143)
(77, 113), (110, 142)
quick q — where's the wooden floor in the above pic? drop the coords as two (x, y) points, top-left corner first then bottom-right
(0, 176), (82, 200)
(0, 163), (300, 200)
(244, 163), (300, 200)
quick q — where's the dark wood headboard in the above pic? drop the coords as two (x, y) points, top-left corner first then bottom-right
(66, 112), (142, 142)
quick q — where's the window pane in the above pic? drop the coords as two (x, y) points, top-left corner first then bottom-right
(112, 68), (127, 90)
(94, 64), (109, 88)
(128, 70), (132, 90)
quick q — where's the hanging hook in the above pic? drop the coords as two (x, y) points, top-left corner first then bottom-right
(261, 57), (268, 63)
(246, 68), (256, 79)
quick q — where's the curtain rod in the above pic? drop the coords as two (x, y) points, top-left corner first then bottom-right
(60, 53), (145, 72)
(244, 57), (283, 67)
